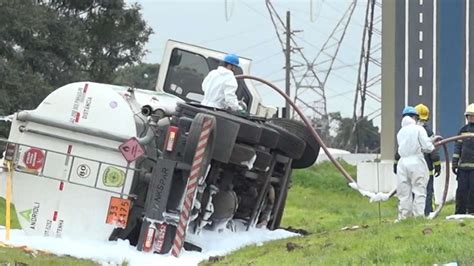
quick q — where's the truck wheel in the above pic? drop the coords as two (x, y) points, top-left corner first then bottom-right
(164, 113), (215, 255)
(254, 149), (273, 172)
(257, 124), (280, 149)
(269, 119), (320, 169)
(183, 113), (216, 167)
(229, 143), (256, 167)
(214, 110), (263, 145)
(177, 102), (262, 145)
(266, 123), (306, 159)
(181, 113), (216, 219)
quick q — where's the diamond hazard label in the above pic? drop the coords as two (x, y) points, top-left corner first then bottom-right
(119, 137), (145, 163)
(23, 148), (45, 170)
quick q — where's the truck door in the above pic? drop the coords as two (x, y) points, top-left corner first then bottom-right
(155, 40), (256, 112)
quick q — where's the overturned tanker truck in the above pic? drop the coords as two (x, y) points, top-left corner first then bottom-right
(4, 40), (319, 256)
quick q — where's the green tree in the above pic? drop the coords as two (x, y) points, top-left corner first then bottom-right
(49, 0), (153, 83)
(330, 112), (380, 153)
(0, 0), (152, 136)
(113, 63), (160, 90)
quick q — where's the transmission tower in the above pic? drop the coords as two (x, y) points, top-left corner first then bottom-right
(265, 0), (357, 141)
(350, 0), (382, 152)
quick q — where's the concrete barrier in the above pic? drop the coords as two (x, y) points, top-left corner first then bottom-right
(357, 160), (457, 205)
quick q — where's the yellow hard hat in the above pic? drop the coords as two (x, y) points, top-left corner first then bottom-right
(415, 104), (429, 121)
(465, 103), (474, 116)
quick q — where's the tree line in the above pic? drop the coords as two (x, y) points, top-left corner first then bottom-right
(0, 0), (158, 136)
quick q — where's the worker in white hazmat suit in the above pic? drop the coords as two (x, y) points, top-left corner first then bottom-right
(201, 53), (244, 112)
(395, 106), (435, 221)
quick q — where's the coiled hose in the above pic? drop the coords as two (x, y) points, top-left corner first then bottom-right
(236, 74), (468, 219)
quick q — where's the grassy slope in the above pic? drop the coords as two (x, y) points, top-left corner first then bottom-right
(0, 246), (97, 266)
(204, 161), (474, 265)
(2, 162), (473, 265)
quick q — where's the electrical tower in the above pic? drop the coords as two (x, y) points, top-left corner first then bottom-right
(266, 0), (357, 141)
(350, 0), (382, 152)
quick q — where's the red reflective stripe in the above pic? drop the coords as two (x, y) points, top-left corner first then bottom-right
(59, 182), (64, 191)
(83, 83), (89, 93)
(67, 145), (72, 154)
(171, 117), (213, 257)
(53, 211), (58, 221)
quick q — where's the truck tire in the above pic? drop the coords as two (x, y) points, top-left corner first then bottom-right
(269, 119), (320, 169)
(254, 149), (273, 172)
(229, 143), (256, 167)
(257, 124), (280, 149)
(183, 113), (216, 175)
(177, 102), (262, 145)
(266, 123), (306, 159)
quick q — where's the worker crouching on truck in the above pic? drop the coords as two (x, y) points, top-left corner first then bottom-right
(452, 103), (474, 214)
(394, 106), (435, 222)
(201, 53), (245, 112)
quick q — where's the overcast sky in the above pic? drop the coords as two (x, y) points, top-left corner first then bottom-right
(126, 0), (380, 127)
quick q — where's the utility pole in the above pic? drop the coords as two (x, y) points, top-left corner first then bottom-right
(284, 11), (291, 118)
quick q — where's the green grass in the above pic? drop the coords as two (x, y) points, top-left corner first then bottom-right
(2, 161), (472, 265)
(0, 246), (98, 266)
(202, 161), (473, 265)
(0, 197), (21, 229)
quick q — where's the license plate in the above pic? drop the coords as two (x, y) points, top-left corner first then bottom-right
(106, 196), (131, 228)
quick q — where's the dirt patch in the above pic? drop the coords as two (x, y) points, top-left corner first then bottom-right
(281, 226), (310, 236)
(286, 242), (302, 252)
(208, 256), (225, 263)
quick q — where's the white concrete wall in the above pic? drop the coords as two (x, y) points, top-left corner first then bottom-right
(316, 153), (379, 166)
(357, 161), (457, 205)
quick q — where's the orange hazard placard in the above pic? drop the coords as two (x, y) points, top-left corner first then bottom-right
(106, 197), (131, 228)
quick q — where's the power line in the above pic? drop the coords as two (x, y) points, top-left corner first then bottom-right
(350, 0), (382, 152)
(252, 51), (284, 65)
(197, 25), (268, 46)
(234, 36), (278, 53)
(240, 0), (268, 18)
(265, 0), (366, 145)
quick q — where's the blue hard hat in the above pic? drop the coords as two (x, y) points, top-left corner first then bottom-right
(402, 106), (418, 116)
(223, 53), (240, 67)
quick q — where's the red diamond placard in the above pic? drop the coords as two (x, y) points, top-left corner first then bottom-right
(119, 137), (145, 163)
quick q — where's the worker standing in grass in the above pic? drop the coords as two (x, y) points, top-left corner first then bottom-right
(394, 106), (435, 221)
(201, 53), (244, 112)
(415, 104), (441, 216)
(452, 103), (474, 214)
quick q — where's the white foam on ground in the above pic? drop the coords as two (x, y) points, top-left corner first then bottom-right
(446, 214), (474, 220)
(348, 182), (392, 202)
(0, 227), (297, 265)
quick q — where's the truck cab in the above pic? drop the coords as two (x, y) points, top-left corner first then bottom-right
(156, 40), (276, 118)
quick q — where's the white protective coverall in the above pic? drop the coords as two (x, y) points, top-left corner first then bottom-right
(396, 116), (435, 220)
(201, 66), (241, 111)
